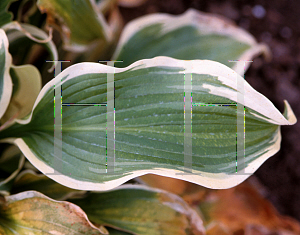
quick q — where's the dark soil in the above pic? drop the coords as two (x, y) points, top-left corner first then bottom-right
(119, 0), (300, 222)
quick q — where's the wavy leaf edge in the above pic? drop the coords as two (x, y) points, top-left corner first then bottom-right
(1, 56), (296, 190)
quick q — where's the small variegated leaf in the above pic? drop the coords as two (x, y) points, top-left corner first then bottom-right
(0, 65), (42, 125)
(0, 28), (12, 120)
(4, 22), (58, 72)
(0, 191), (109, 235)
(112, 9), (270, 75)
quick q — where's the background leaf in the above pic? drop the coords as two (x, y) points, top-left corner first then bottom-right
(0, 65), (42, 124)
(139, 174), (300, 234)
(4, 22), (58, 72)
(69, 184), (205, 235)
(0, 190), (109, 235)
(37, 0), (111, 52)
(0, 28), (12, 120)
(11, 170), (85, 200)
(0, 146), (24, 195)
(0, 0), (16, 27)
(112, 8), (270, 75)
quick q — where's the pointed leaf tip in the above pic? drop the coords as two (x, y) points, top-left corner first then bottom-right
(283, 100), (297, 125)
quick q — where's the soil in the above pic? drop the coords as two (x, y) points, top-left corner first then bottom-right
(119, 0), (300, 222)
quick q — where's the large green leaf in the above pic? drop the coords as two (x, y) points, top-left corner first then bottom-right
(37, 0), (111, 52)
(0, 190), (109, 234)
(0, 57), (296, 190)
(112, 9), (270, 74)
(70, 184), (205, 235)
(0, 28), (12, 120)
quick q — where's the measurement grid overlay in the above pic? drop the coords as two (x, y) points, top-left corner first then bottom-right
(50, 60), (121, 176)
(177, 60), (251, 175)
(50, 60), (251, 176)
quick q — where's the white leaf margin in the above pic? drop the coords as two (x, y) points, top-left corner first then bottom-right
(3, 22), (58, 72)
(0, 28), (12, 119)
(111, 8), (271, 75)
(2, 56), (296, 190)
(13, 169), (87, 201)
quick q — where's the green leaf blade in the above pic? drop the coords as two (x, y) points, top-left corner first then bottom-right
(70, 185), (205, 235)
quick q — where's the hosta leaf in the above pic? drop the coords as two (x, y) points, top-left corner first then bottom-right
(4, 22), (58, 72)
(37, 0), (111, 52)
(0, 28), (12, 120)
(84, 0), (123, 62)
(112, 8), (270, 74)
(0, 65), (42, 125)
(0, 57), (296, 190)
(11, 170), (85, 200)
(0, 146), (24, 195)
(69, 184), (205, 235)
(0, 191), (109, 235)
(0, 0), (15, 27)
(1, 24), (52, 126)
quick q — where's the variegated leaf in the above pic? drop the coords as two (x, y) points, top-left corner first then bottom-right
(0, 57), (296, 190)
